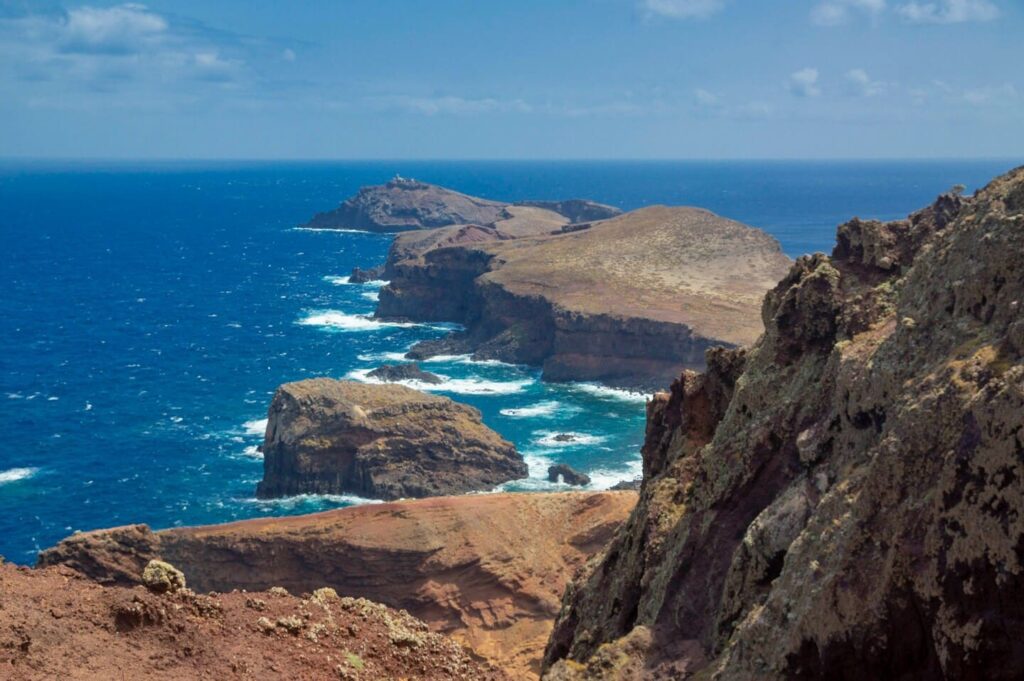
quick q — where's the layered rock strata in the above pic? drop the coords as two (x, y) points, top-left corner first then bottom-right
(38, 491), (637, 679)
(542, 168), (1024, 679)
(255, 379), (526, 500)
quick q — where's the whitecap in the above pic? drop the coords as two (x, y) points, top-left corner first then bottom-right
(361, 291), (380, 302)
(585, 457), (644, 491)
(241, 445), (262, 458)
(298, 310), (430, 332)
(568, 382), (649, 403)
(293, 227), (377, 234)
(361, 279), (389, 287)
(242, 493), (382, 509)
(324, 275), (350, 285)
(347, 368), (532, 396)
(0, 467), (39, 485)
(533, 430), (608, 448)
(500, 401), (571, 418)
(243, 418), (268, 436)
(419, 354), (517, 368)
(357, 351), (410, 362)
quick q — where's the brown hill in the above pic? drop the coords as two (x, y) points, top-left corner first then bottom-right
(38, 491), (637, 679)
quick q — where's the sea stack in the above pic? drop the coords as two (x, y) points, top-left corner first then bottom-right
(255, 379), (527, 500)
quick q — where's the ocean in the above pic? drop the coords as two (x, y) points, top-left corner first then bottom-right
(0, 159), (1016, 563)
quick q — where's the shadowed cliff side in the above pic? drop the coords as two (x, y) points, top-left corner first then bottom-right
(39, 491), (636, 680)
(542, 167), (1024, 679)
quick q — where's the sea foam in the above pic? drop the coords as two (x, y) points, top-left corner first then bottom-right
(0, 467), (39, 485)
(297, 310), (414, 332)
(348, 368), (533, 395)
(500, 401), (569, 418)
(569, 382), (649, 403)
(533, 431), (608, 448)
(243, 418), (268, 436)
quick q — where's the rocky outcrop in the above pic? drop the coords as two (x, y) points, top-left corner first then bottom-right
(255, 379), (526, 500)
(542, 168), (1024, 679)
(39, 491), (637, 679)
(304, 176), (622, 233)
(366, 362), (443, 385)
(0, 560), (505, 680)
(548, 464), (591, 486)
(349, 264), (385, 283)
(305, 176), (509, 232)
(380, 206), (792, 390)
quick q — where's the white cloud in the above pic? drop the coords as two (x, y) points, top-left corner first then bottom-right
(963, 83), (1017, 105)
(374, 95), (532, 116)
(642, 0), (726, 19)
(788, 68), (821, 97)
(694, 88), (720, 106)
(58, 4), (167, 55)
(896, 0), (999, 23)
(811, 0), (886, 26)
(846, 68), (887, 96)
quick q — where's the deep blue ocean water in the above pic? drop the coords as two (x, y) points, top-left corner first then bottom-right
(1, 159), (1017, 563)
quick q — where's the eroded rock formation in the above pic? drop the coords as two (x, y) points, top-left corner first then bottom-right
(0, 560), (505, 680)
(255, 379), (526, 500)
(542, 167), (1024, 679)
(379, 206), (792, 390)
(39, 491), (637, 679)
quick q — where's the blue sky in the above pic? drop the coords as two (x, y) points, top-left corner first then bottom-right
(0, 0), (1020, 159)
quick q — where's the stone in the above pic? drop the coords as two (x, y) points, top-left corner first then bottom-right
(547, 464), (591, 486)
(141, 560), (185, 594)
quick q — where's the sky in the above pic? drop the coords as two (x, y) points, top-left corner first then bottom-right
(0, 0), (1020, 159)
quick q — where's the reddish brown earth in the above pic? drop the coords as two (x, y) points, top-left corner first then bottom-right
(0, 560), (506, 681)
(38, 491), (637, 679)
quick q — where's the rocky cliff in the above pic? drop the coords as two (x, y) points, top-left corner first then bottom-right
(255, 379), (526, 500)
(38, 491), (637, 679)
(379, 206), (793, 390)
(542, 168), (1024, 679)
(0, 560), (505, 680)
(304, 176), (620, 232)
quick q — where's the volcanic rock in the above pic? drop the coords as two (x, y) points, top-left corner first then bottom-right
(39, 491), (637, 679)
(366, 362), (444, 385)
(0, 561), (505, 680)
(255, 379), (526, 500)
(542, 168), (1024, 679)
(608, 479), (642, 491)
(547, 464), (591, 486)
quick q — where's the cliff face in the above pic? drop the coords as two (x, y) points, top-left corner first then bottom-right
(0, 561), (506, 680)
(379, 206), (792, 390)
(304, 176), (621, 233)
(255, 379), (526, 500)
(38, 491), (637, 680)
(542, 168), (1024, 679)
